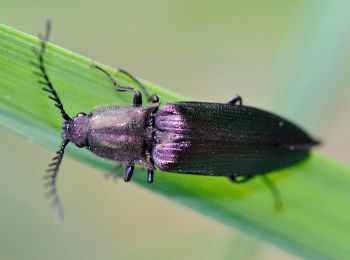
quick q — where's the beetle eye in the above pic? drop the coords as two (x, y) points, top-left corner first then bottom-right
(77, 112), (86, 117)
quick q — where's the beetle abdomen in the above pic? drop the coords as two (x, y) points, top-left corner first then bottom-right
(153, 102), (318, 176)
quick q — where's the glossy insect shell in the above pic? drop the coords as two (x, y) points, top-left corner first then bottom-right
(64, 101), (317, 178)
(63, 105), (158, 169)
(153, 102), (318, 177)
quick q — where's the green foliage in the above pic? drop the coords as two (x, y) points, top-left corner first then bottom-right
(1, 24), (349, 258)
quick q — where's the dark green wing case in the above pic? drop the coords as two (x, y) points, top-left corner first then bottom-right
(153, 102), (318, 177)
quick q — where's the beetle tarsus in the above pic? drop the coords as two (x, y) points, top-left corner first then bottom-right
(124, 165), (134, 182)
(227, 95), (243, 106)
(147, 169), (154, 183)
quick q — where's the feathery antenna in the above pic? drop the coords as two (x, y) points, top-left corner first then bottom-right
(44, 139), (69, 221)
(36, 20), (70, 120)
(34, 21), (70, 220)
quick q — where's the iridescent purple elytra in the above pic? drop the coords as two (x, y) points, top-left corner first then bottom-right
(35, 22), (319, 219)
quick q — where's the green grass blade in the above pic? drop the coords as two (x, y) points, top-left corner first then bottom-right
(1, 24), (349, 259)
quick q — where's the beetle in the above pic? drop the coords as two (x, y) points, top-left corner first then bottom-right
(34, 22), (318, 219)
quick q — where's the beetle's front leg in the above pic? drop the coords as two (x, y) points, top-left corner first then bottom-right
(123, 164), (135, 182)
(227, 95), (243, 106)
(148, 94), (160, 104)
(147, 169), (154, 183)
(117, 69), (160, 105)
(91, 63), (143, 107)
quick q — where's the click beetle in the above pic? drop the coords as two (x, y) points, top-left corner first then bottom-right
(34, 22), (319, 219)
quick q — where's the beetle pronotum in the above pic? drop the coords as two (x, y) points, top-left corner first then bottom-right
(34, 22), (319, 219)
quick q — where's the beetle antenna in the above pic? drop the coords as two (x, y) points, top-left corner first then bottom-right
(44, 139), (69, 221)
(260, 175), (282, 210)
(35, 20), (70, 121)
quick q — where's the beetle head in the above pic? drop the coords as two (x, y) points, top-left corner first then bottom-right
(62, 112), (89, 148)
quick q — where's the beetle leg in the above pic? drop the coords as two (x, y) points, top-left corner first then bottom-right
(228, 174), (283, 210)
(91, 63), (143, 107)
(123, 165), (134, 182)
(227, 95), (243, 106)
(148, 94), (160, 104)
(260, 175), (282, 210)
(147, 169), (154, 184)
(117, 69), (160, 104)
(227, 175), (252, 183)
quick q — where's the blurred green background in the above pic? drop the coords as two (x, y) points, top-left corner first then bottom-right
(1, 0), (349, 259)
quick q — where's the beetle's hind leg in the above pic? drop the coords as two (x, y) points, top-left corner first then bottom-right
(228, 174), (282, 210)
(228, 175), (252, 183)
(260, 175), (282, 210)
(117, 69), (160, 104)
(227, 95), (243, 105)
